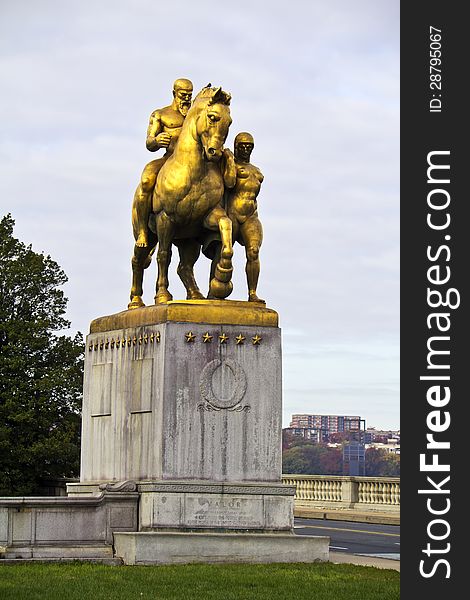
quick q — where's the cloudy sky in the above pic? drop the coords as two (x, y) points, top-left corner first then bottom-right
(0, 0), (399, 429)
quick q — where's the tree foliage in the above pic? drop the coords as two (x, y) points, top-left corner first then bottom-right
(0, 214), (84, 496)
(282, 444), (343, 476)
(282, 438), (400, 477)
(365, 448), (400, 477)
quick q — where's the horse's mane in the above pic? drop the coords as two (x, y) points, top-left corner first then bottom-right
(193, 84), (231, 107)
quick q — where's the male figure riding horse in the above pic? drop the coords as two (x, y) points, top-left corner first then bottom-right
(131, 78), (193, 249)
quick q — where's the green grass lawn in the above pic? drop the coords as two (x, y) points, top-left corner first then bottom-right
(0, 562), (399, 600)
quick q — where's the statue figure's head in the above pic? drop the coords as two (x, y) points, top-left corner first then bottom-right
(234, 132), (254, 162)
(173, 78), (193, 116)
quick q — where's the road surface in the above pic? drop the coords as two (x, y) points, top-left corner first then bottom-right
(294, 517), (400, 560)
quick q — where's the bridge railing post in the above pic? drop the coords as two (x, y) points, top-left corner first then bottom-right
(341, 477), (359, 507)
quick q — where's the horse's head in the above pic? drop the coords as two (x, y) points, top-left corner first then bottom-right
(195, 86), (232, 162)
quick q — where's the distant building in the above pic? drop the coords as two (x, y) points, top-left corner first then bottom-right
(284, 427), (329, 443)
(366, 428), (400, 444)
(286, 414), (365, 444)
(343, 441), (366, 476)
(290, 414), (363, 432)
(366, 439), (401, 455)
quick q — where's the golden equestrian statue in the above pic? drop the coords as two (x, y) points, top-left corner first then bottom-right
(129, 84), (236, 308)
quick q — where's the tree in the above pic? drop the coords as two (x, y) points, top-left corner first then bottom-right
(365, 448), (400, 477)
(0, 214), (84, 496)
(282, 443), (343, 475)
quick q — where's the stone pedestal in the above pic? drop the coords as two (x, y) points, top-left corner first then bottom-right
(70, 300), (329, 564)
(78, 300), (282, 484)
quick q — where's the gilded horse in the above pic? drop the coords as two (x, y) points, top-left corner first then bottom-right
(129, 85), (235, 308)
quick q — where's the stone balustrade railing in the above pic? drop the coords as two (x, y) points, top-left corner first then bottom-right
(282, 474), (400, 514)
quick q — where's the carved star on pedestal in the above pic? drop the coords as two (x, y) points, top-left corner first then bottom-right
(202, 332), (213, 343)
(185, 331), (196, 343)
(88, 343), (93, 352)
(252, 334), (262, 345)
(155, 331), (161, 343)
(235, 334), (245, 345)
(219, 333), (229, 344)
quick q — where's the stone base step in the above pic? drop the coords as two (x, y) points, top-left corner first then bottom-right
(114, 531), (329, 565)
(1, 545), (114, 560)
(0, 557), (123, 565)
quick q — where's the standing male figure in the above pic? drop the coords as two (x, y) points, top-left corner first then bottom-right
(226, 132), (265, 303)
(131, 78), (193, 248)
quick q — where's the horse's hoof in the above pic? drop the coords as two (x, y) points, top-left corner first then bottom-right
(187, 290), (205, 300)
(128, 296), (145, 310)
(209, 278), (233, 299)
(154, 290), (173, 304)
(214, 263), (233, 283)
(218, 257), (233, 270)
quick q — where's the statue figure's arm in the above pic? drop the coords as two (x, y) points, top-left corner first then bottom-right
(221, 148), (237, 188)
(145, 110), (170, 151)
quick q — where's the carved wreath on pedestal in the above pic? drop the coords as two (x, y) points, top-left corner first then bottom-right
(198, 358), (250, 412)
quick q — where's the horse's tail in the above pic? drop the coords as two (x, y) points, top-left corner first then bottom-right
(143, 245), (156, 270)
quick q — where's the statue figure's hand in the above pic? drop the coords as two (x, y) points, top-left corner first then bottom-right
(223, 148), (234, 161)
(156, 132), (171, 148)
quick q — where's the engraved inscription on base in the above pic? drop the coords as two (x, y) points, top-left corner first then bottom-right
(185, 494), (262, 528)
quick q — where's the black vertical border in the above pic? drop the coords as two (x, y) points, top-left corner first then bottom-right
(401, 1), (466, 596)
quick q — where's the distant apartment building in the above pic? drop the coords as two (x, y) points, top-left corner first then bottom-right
(365, 430), (401, 455)
(285, 414), (365, 443)
(366, 428), (400, 443)
(366, 441), (400, 455)
(286, 427), (329, 443)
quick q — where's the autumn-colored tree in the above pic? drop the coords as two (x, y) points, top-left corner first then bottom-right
(365, 448), (400, 477)
(282, 440), (400, 476)
(282, 444), (342, 475)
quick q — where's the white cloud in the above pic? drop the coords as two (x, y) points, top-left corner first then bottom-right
(0, 0), (399, 428)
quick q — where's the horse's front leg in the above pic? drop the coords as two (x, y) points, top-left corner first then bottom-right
(154, 211), (175, 304)
(129, 238), (157, 309)
(204, 207), (234, 299)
